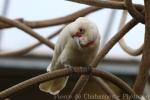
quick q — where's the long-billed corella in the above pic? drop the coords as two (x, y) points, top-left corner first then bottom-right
(39, 17), (100, 95)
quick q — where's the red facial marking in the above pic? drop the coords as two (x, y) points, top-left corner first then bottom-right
(72, 32), (82, 37)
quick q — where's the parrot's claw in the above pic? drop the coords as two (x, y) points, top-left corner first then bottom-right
(64, 64), (73, 68)
(84, 65), (92, 75)
(64, 64), (75, 76)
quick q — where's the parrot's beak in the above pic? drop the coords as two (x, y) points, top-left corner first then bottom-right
(73, 37), (82, 49)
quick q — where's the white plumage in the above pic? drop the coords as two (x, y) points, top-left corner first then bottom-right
(39, 17), (100, 95)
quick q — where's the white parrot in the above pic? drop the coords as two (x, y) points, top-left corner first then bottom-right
(39, 17), (100, 95)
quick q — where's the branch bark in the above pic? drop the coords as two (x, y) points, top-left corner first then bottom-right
(118, 10), (143, 56)
(133, 0), (150, 96)
(67, 0), (143, 11)
(0, 16), (54, 49)
(0, 27), (63, 56)
(0, 67), (136, 99)
(91, 19), (138, 67)
(0, 7), (100, 29)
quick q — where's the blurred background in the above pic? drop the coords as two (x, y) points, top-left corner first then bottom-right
(0, 0), (149, 100)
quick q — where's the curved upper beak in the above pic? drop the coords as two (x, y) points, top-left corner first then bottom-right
(73, 36), (81, 49)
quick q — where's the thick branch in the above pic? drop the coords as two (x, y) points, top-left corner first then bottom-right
(0, 67), (136, 99)
(133, 0), (150, 96)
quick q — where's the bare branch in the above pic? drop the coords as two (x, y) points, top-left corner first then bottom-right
(93, 77), (120, 100)
(0, 27), (63, 56)
(118, 11), (143, 56)
(0, 67), (137, 99)
(0, 16), (54, 49)
(125, 0), (144, 23)
(133, 0), (150, 96)
(91, 19), (138, 67)
(0, 7), (100, 29)
(67, 0), (143, 11)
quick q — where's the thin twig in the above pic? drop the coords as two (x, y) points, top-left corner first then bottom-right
(133, 0), (150, 96)
(119, 37), (143, 56)
(0, 67), (137, 99)
(0, 7), (101, 29)
(0, 16), (54, 49)
(118, 10), (143, 56)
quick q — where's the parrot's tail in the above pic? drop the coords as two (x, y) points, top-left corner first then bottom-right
(39, 76), (69, 95)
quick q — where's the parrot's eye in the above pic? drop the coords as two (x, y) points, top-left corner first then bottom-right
(79, 28), (85, 34)
(71, 28), (85, 38)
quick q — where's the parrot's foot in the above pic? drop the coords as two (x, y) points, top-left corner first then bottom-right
(64, 64), (75, 75)
(64, 64), (92, 75)
(64, 64), (73, 68)
(84, 65), (92, 75)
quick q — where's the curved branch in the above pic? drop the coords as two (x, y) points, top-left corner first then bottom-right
(125, 0), (144, 23)
(0, 16), (54, 49)
(119, 39), (143, 56)
(91, 19), (138, 67)
(133, 0), (150, 95)
(0, 27), (63, 56)
(68, 12), (139, 100)
(0, 67), (138, 99)
(0, 7), (100, 29)
(67, 0), (143, 11)
(93, 77), (120, 100)
(118, 10), (143, 56)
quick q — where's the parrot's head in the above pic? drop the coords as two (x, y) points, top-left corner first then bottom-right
(69, 17), (100, 49)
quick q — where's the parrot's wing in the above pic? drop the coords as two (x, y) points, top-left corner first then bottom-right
(40, 28), (70, 95)
(47, 27), (70, 71)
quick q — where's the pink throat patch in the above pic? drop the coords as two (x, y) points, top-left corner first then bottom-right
(72, 32), (82, 37)
(72, 32), (96, 48)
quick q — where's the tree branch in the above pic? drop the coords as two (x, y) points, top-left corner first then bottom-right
(118, 10), (143, 56)
(0, 7), (100, 29)
(0, 16), (54, 49)
(91, 19), (138, 67)
(133, 0), (150, 96)
(0, 67), (137, 99)
(67, 0), (143, 11)
(0, 27), (63, 56)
